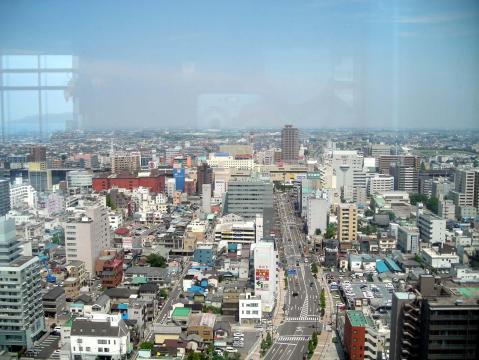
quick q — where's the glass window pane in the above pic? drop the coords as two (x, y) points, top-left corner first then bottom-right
(42, 90), (73, 133)
(1, 55), (38, 69)
(3, 90), (39, 135)
(39, 55), (73, 69)
(41, 72), (73, 87)
(2, 73), (38, 87)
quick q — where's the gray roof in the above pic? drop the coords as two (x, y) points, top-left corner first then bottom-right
(74, 294), (93, 305)
(125, 266), (170, 277)
(43, 286), (65, 301)
(104, 287), (137, 299)
(71, 318), (129, 337)
(93, 294), (110, 307)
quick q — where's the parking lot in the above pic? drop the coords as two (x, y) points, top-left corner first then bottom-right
(25, 334), (60, 359)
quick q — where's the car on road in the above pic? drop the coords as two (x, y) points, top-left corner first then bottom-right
(233, 332), (244, 338)
(292, 292), (299, 297)
(225, 347), (238, 353)
(310, 282), (314, 287)
(214, 349), (224, 356)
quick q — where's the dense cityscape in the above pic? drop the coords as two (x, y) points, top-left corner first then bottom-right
(0, 126), (478, 360)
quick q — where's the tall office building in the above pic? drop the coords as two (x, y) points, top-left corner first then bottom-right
(390, 162), (419, 193)
(367, 173), (394, 196)
(337, 203), (357, 251)
(27, 146), (47, 162)
(450, 169), (475, 208)
(281, 125), (299, 163)
(331, 150), (364, 202)
(0, 218), (45, 351)
(111, 152), (140, 174)
(369, 143), (392, 158)
(64, 204), (111, 275)
(0, 179), (11, 216)
(197, 162), (213, 195)
(378, 155), (419, 175)
(224, 177), (273, 237)
(390, 275), (479, 360)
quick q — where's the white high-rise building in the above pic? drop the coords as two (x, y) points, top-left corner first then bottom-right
(417, 212), (446, 244)
(64, 204), (111, 275)
(307, 197), (329, 236)
(9, 178), (37, 209)
(367, 173), (394, 196)
(253, 241), (277, 313)
(331, 150), (363, 202)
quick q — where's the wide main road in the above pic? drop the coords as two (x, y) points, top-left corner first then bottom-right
(264, 192), (322, 360)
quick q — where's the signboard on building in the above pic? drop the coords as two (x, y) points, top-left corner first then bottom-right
(307, 172), (321, 179)
(255, 268), (270, 281)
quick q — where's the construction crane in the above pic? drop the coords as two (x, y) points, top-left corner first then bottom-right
(39, 257), (56, 283)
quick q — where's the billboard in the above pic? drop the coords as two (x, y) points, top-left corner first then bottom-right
(255, 268), (270, 281)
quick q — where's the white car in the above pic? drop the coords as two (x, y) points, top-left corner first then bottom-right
(233, 332), (244, 338)
(225, 346), (238, 353)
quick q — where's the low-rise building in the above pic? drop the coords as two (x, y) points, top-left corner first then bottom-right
(187, 313), (216, 343)
(239, 292), (262, 325)
(421, 247), (459, 270)
(70, 313), (131, 360)
(42, 286), (66, 318)
(63, 277), (80, 300)
(397, 226), (419, 254)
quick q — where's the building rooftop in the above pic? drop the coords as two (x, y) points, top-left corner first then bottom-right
(346, 310), (367, 327)
(172, 307), (192, 318)
(43, 286), (65, 301)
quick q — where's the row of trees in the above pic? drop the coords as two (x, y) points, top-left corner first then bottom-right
(307, 331), (319, 358)
(410, 193), (439, 214)
(260, 332), (273, 357)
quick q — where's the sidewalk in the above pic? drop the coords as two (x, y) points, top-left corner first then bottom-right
(312, 268), (335, 360)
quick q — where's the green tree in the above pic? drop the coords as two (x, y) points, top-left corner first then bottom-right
(325, 224), (336, 239)
(185, 352), (202, 360)
(409, 193), (428, 206)
(266, 331), (272, 347)
(146, 253), (167, 268)
(320, 288), (326, 314)
(311, 263), (318, 274)
(312, 331), (318, 346)
(105, 193), (116, 210)
(139, 341), (153, 350)
(420, 162), (426, 171)
(314, 228), (321, 236)
(386, 211), (396, 221)
(160, 288), (168, 299)
(426, 196), (439, 214)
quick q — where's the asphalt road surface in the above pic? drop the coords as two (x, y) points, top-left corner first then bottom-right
(264, 193), (322, 360)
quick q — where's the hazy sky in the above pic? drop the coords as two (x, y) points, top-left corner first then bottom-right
(1, 0), (478, 129)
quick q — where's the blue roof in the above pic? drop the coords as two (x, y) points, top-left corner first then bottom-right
(187, 285), (205, 294)
(376, 260), (388, 273)
(384, 257), (401, 272)
(214, 152), (230, 157)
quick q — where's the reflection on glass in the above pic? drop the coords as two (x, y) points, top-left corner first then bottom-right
(0, 54), (77, 138)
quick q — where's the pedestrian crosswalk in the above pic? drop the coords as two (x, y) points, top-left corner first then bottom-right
(276, 335), (310, 342)
(285, 316), (319, 321)
(300, 297), (309, 317)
